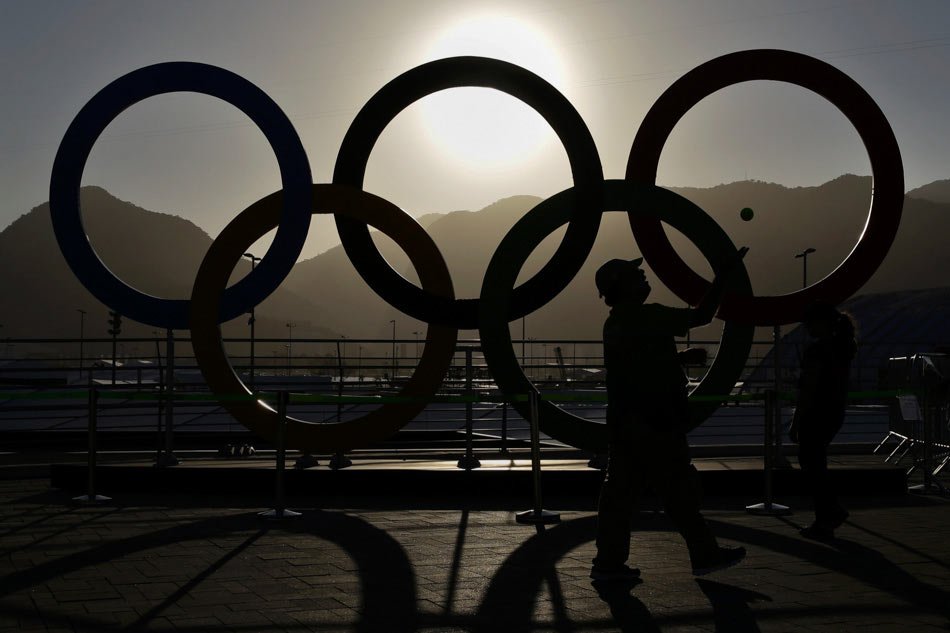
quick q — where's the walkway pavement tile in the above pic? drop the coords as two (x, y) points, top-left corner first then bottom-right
(1, 479), (949, 631)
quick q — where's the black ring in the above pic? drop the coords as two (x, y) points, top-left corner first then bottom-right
(333, 56), (604, 329)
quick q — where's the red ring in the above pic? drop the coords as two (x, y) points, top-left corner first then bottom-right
(627, 49), (903, 325)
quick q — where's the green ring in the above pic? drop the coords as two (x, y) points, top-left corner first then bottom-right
(478, 180), (754, 452)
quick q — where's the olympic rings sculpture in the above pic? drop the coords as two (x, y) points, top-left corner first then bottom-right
(49, 50), (903, 453)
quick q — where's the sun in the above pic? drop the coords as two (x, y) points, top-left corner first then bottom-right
(421, 14), (567, 168)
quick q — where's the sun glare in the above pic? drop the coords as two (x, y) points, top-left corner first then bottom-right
(422, 14), (566, 167)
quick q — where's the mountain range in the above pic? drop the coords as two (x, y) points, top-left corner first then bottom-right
(1, 176), (948, 358)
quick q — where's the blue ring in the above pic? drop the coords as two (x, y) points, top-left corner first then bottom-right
(49, 62), (312, 329)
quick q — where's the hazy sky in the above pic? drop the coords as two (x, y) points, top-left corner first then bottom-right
(2, 0), (949, 258)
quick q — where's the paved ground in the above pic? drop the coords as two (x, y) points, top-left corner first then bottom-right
(1, 478), (948, 633)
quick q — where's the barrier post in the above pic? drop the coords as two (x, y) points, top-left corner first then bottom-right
(500, 400), (508, 454)
(156, 328), (179, 467)
(746, 390), (791, 515)
(326, 343), (351, 470)
(909, 393), (945, 494)
(516, 391), (560, 525)
(772, 325), (791, 468)
(153, 336), (164, 465)
(74, 386), (110, 504)
(457, 346), (481, 469)
(260, 391), (301, 519)
(923, 400), (935, 490)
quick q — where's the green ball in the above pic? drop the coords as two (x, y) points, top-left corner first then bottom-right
(740, 207), (754, 221)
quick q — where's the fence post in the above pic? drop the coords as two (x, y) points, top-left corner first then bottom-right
(73, 386), (110, 504)
(746, 390), (791, 515)
(260, 391), (301, 519)
(516, 390), (560, 525)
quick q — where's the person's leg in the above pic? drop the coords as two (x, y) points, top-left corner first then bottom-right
(644, 427), (745, 573)
(809, 437), (847, 527)
(798, 436), (827, 518)
(647, 429), (719, 562)
(798, 432), (846, 539)
(593, 439), (641, 569)
(812, 440), (835, 525)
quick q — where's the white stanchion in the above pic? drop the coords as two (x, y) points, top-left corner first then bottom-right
(260, 391), (301, 520)
(73, 387), (110, 504)
(746, 389), (791, 516)
(516, 391), (560, 525)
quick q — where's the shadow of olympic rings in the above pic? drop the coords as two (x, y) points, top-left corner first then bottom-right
(475, 515), (950, 630)
(0, 510), (417, 632)
(2, 508), (948, 632)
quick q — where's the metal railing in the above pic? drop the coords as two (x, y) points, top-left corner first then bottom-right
(1, 335), (947, 482)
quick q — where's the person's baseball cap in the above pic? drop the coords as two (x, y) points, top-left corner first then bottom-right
(595, 257), (643, 298)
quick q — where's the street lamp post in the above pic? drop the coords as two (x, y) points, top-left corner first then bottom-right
(243, 253), (260, 389)
(794, 247), (816, 289)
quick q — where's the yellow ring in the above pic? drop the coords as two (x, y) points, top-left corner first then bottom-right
(189, 184), (458, 453)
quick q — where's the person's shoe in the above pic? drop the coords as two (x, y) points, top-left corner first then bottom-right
(826, 508), (850, 530)
(800, 523), (835, 541)
(691, 546), (746, 576)
(589, 564), (642, 583)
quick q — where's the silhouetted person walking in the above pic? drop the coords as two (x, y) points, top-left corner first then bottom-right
(590, 253), (747, 583)
(789, 302), (856, 540)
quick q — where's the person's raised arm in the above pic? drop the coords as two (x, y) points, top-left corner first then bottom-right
(690, 246), (749, 328)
